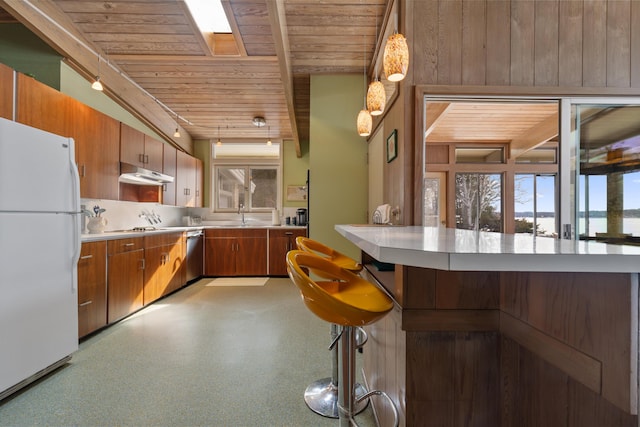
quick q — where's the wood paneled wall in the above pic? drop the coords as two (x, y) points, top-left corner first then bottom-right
(410, 0), (640, 90)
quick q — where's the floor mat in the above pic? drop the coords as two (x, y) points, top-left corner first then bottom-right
(205, 277), (269, 287)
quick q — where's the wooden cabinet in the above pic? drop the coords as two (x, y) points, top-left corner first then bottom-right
(162, 144), (177, 205)
(205, 228), (268, 276)
(268, 228), (307, 276)
(16, 73), (120, 200)
(143, 232), (185, 305)
(176, 150), (197, 207)
(195, 158), (203, 207)
(107, 237), (144, 323)
(120, 123), (163, 171)
(0, 62), (13, 120)
(74, 103), (121, 200)
(77, 241), (107, 338)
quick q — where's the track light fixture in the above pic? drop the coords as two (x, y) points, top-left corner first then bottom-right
(91, 54), (103, 91)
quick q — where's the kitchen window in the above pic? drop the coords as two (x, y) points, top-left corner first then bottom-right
(211, 142), (281, 213)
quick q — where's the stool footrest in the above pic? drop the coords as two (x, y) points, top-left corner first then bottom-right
(355, 389), (399, 427)
(304, 378), (368, 418)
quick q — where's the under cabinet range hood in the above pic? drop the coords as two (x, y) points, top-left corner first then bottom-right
(119, 162), (174, 186)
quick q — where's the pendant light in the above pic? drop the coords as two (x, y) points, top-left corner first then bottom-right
(216, 126), (222, 146)
(383, 13), (409, 82)
(356, 35), (372, 137)
(266, 126), (272, 146)
(366, 13), (386, 116)
(173, 113), (181, 138)
(91, 54), (103, 91)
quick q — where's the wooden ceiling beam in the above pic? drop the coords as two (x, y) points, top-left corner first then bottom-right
(0, 0), (193, 153)
(266, 0), (301, 157)
(510, 112), (559, 159)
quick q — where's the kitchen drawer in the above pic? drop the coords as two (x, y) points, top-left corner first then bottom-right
(144, 232), (183, 248)
(205, 228), (268, 239)
(107, 237), (144, 255)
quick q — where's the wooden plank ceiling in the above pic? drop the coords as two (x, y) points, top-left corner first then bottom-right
(0, 0), (387, 154)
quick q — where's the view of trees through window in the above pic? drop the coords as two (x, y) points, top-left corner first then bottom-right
(455, 173), (502, 232)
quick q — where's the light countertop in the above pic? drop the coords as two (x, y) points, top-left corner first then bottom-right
(335, 224), (640, 273)
(82, 225), (305, 242)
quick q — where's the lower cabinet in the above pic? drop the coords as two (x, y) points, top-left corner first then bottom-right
(205, 228), (268, 276)
(78, 241), (107, 338)
(268, 229), (307, 276)
(107, 237), (145, 323)
(143, 232), (185, 305)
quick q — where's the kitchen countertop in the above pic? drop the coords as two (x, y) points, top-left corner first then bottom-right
(335, 224), (640, 273)
(82, 225), (306, 242)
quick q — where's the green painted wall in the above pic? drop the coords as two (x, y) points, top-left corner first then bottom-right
(309, 75), (368, 260)
(0, 23), (61, 89)
(283, 139), (309, 209)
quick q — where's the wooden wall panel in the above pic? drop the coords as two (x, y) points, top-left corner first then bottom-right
(534, 0), (559, 86)
(409, 0), (640, 91)
(500, 271), (637, 414)
(606, 0), (631, 87)
(0, 63), (13, 120)
(437, 0), (462, 85)
(406, 332), (499, 427)
(632, 2), (640, 87)
(558, 1), (583, 87)
(412, 0), (438, 84)
(509, 0), (534, 86)
(581, 0), (607, 86)
(502, 337), (636, 427)
(461, 0), (486, 85)
(485, 0), (510, 85)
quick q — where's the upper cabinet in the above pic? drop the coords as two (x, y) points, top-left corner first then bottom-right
(120, 123), (163, 172)
(0, 63), (13, 120)
(176, 149), (197, 207)
(162, 144), (177, 206)
(16, 73), (119, 200)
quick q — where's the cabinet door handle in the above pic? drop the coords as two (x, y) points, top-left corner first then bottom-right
(123, 243), (135, 247)
(81, 164), (86, 177)
(196, 190), (199, 197)
(78, 300), (93, 307)
(139, 153), (144, 163)
(285, 232), (293, 235)
(80, 254), (93, 260)
(139, 259), (145, 270)
(144, 154), (149, 164)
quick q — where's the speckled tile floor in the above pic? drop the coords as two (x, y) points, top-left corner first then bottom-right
(0, 278), (378, 427)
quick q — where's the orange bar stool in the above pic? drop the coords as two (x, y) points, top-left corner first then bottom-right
(295, 237), (368, 418)
(287, 250), (399, 427)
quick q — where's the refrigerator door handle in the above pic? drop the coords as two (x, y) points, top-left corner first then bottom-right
(69, 145), (82, 292)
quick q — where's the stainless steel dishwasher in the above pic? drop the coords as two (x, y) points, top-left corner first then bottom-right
(185, 229), (204, 282)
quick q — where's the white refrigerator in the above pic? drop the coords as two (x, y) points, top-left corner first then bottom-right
(0, 117), (81, 400)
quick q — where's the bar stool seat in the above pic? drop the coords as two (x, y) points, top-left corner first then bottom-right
(287, 250), (398, 426)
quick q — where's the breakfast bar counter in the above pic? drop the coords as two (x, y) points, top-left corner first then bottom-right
(335, 225), (640, 427)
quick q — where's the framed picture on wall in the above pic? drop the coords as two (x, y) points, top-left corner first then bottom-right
(386, 129), (397, 163)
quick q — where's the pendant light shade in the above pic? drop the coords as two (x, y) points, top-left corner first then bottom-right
(357, 109), (372, 137)
(383, 33), (409, 82)
(366, 80), (386, 116)
(91, 77), (103, 91)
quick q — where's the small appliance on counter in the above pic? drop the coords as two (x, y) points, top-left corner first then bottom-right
(296, 208), (308, 226)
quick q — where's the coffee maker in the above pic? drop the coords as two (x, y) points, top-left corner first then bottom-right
(296, 208), (308, 226)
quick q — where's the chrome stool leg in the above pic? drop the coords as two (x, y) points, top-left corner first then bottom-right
(304, 324), (368, 418)
(338, 326), (399, 427)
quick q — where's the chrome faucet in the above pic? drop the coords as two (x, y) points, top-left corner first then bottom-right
(238, 203), (245, 225)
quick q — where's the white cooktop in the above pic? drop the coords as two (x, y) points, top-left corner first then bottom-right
(335, 225), (640, 273)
